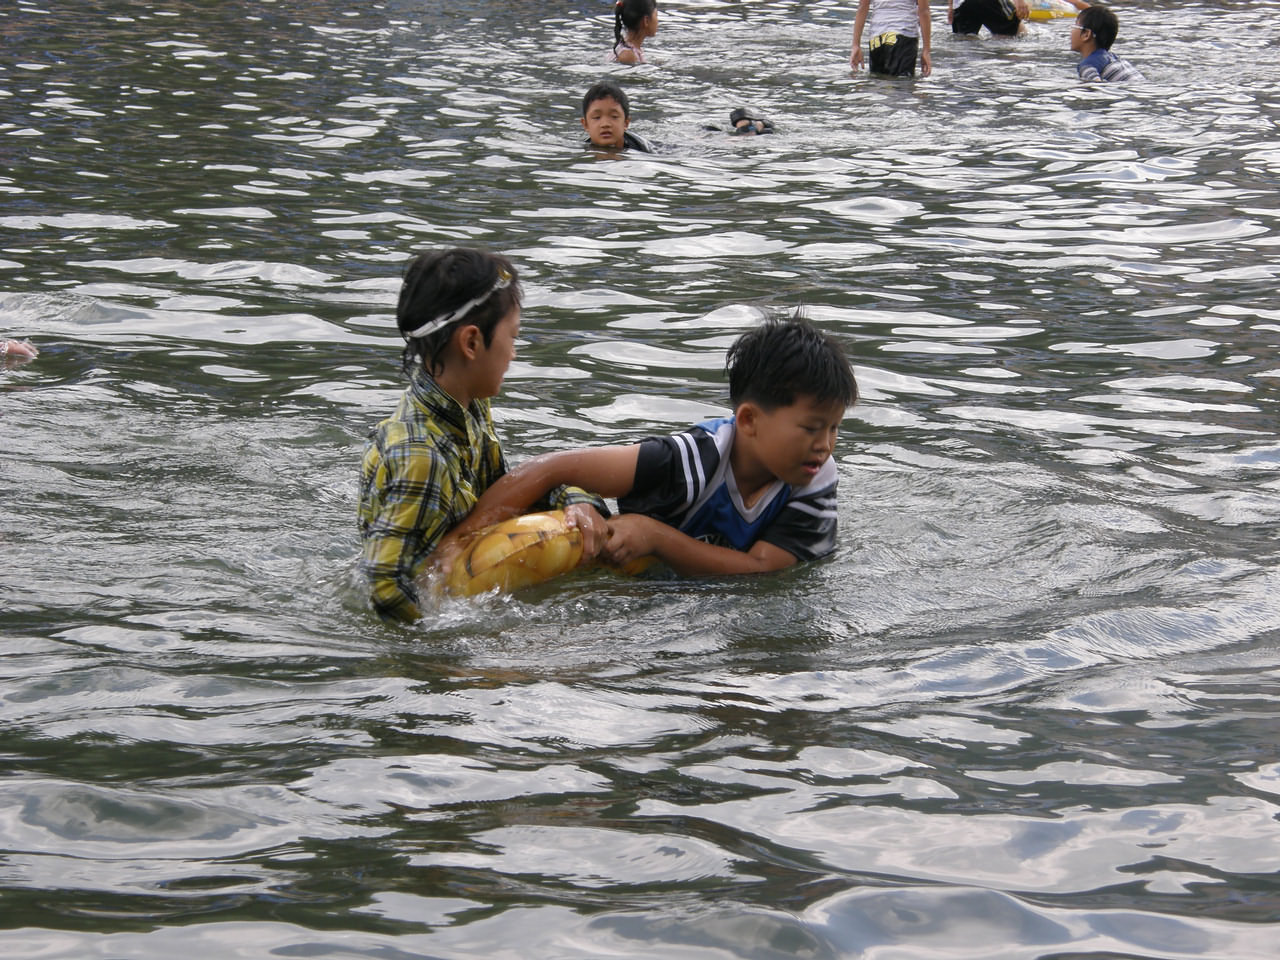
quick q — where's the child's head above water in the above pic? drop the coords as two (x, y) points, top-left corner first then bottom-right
(726, 314), (857, 489)
(614, 0), (659, 47)
(397, 247), (522, 378)
(581, 80), (631, 149)
(1074, 4), (1119, 51)
(727, 314), (859, 412)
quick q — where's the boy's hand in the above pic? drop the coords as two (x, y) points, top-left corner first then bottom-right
(427, 531), (466, 580)
(602, 514), (659, 566)
(920, 50), (932, 78)
(850, 47), (864, 71)
(564, 504), (609, 560)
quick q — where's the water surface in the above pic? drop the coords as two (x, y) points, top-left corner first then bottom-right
(2, 1), (1279, 958)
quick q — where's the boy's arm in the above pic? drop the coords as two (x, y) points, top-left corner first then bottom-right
(917, 0), (932, 77)
(362, 524), (422, 621)
(435, 445), (641, 557)
(850, 0), (871, 69)
(605, 514), (798, 576)
(1076, 58), (1102, 82)
(360, 444), (458, 621)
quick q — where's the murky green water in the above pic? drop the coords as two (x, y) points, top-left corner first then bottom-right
(2, 1), (1278, 957)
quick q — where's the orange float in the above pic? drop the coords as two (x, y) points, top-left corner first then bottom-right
(445, 510), (585, 596)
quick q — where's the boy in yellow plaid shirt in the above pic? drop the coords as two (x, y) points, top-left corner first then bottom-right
(358, 249), (608, 621)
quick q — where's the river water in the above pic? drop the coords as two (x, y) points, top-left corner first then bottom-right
(2, 1), (1278, 957)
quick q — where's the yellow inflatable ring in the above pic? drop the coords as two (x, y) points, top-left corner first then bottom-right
(1025, 0), (1077, 20)
(446, 510), (584, 597)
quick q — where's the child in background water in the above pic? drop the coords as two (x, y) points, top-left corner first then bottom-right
(851, 0), (933, 78)
(1070, 4), (1143, 82)
(581, 81), (771, 153)
(357, 249), (608, 621)
(610, 0), (658, 64)
(581, 80), (654, 152)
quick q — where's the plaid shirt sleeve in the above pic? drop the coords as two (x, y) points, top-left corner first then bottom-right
(547, 484), (610, 518)
(359, 431), (458, 622)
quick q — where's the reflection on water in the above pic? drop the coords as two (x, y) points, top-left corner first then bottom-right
(2, 1), (1279, 957)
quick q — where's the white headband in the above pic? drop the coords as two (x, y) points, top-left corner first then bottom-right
(405, 268), (514, 340)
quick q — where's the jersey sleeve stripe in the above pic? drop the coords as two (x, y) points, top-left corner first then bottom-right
(785, 499), (838, 519)
(675, 431), (702, 508)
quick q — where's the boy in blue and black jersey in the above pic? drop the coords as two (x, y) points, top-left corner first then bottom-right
(453, 315), (859, 577)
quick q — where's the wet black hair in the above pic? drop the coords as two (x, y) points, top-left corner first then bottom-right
(726, 314), (858, 411)
(396, 248), (522, 377)
(614, 0), (657, 52)
(582, 79), (630, 120)
(1078, 5), (1118, 49)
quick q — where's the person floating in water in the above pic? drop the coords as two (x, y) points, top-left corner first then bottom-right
(357, 248), (609, 621)
(456, 314), (859, 578)
(851, 0), (933, 78)
(727, 108), (775, 136)
(703, 108), (776, 136)
(581, 80), (654, 152)
(1069, 4), (1143, 82)
(610, 0), (659, 64)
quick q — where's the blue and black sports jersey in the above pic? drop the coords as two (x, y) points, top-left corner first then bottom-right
(617, 416), (839, 562)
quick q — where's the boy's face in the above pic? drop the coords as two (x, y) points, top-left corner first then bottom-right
(581, 96), (630, 149)
(746, 394), (846, 488)
(1070, 18), (1091, 53)
(472, 307), (520, 400)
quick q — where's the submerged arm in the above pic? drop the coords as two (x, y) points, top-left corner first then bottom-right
(604, 514), (798, 577)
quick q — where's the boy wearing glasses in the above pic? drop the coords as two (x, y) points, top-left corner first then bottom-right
(1070, 5), (1143, 82)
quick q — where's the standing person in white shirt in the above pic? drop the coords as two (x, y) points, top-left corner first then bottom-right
(851, 0), (933, 78)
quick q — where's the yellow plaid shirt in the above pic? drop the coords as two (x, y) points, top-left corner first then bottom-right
(358, 366), (605, 620)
